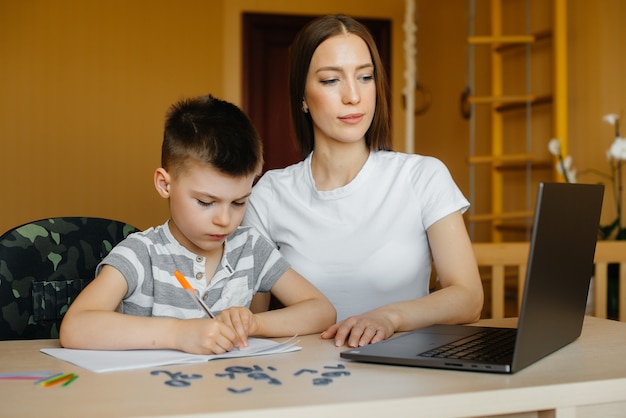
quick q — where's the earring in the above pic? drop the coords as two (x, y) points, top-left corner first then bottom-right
(302, 101), (309, 113)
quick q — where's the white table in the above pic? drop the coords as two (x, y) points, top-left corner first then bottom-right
(1, 316), (625, 417)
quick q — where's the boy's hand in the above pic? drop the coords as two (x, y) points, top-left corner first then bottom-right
(174, 318), (240, 354)
(216, 307), (260, 348)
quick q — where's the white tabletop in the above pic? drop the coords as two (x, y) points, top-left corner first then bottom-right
(2, 316), (626, 417)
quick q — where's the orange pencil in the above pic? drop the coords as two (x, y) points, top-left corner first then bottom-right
(42, 373), (75, 387)
(174, 270), (215, 318)
(61, 374), (79, 387)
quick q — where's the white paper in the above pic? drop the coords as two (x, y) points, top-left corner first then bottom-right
(41, 336), (301, 373)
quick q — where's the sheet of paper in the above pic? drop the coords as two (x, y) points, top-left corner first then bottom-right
(41, 336), (301, 373)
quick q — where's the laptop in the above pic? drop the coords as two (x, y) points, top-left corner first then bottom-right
(341, 182), (604, 374)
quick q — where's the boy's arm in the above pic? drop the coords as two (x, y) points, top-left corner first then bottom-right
(59, 265), (240, 354)
(251, 269), (336, 337)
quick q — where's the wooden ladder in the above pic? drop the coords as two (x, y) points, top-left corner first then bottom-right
(466, 0), (568, 242)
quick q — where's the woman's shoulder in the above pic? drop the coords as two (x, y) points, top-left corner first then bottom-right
(372, 150), (447, 172)
(260, 159), (307, 179)
(253, 159), (309, 193)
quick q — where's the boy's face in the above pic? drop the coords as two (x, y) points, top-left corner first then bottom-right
(155, 159), (255, 258)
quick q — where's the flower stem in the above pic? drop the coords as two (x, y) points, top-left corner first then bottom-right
(617, 160), (623, 232)
(558, 154), (571, 183)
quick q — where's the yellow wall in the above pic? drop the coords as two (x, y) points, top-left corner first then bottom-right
(568, 0), (626, 228)
(0, 0), (225, 232)
(1, 0), (624, 237)
(0, 0), (404, 233)
(412, 0), (472, 195)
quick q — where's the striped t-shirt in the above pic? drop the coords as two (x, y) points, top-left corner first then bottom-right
(96, 221), (290, 318)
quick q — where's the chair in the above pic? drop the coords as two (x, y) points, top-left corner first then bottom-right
(473, 241), (626, 321)
(0, 217), (139, 340)
(472, 242), (529, 319)
(591, 240), (626, 322)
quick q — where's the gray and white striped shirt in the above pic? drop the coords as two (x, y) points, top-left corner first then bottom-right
(97, 221), (289, 318)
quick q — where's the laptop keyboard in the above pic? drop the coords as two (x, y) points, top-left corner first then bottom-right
(418, 328), (516, 362)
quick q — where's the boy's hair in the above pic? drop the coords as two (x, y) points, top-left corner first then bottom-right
(289, 14), (391, 158)
(162, 94), (263, 177)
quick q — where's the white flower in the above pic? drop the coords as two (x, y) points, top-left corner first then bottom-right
(548, 138), (562, 156)
(608, 137), (626, 161)
(603, 113), (620, 126)
(555, 155), (577, 183)
(562, 155), (577, 182)
(548, 138), (576, 182)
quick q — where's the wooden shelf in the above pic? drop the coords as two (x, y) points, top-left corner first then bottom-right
(495, 94), (553, 112)
(468, 94), (535, 105)
(468, 30), (552, 52)
(468, 153), (536, 165)
(494, 160), (553, 171)
(467, 0), (567, 242)
(495, 223), (533, 233)
(468, 210), (534, 223)
(468, 35), (535, 45)
(495, 30), (553, 52)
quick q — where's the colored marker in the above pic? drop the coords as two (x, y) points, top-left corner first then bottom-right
(41, 373), (76, 387)
(61, 374), (79, 387)
(34, 372), (64, 385)
(0, 372), (53, 381)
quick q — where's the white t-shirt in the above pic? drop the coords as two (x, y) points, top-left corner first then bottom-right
(244, 150), (469, 321)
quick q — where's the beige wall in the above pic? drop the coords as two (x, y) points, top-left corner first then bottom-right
(0, 0), (225, 232)
(568, 0), (626, 227)
(1, 0), (624, 238)
(412, 0), (472, 194)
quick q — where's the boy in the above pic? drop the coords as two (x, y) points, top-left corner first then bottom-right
(60, 94), (336, 354)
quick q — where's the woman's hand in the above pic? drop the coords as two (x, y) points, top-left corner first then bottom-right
(321, 311), (395, 347)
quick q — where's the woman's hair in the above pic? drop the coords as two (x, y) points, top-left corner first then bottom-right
(162, 94), (263, 177)
(289, 14), (391, 158)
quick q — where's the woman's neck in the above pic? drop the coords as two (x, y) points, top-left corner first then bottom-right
(310, 141), (370, 191)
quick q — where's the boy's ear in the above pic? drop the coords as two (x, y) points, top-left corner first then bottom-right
(154, 168), (171, 198)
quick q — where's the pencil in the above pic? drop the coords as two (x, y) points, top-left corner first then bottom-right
(174, 270), (216, 318)
(61, 374), (79, 387)
(41, 373), (74, 387)
(0, 372), (53, 381)
(34, 372), (64, 385)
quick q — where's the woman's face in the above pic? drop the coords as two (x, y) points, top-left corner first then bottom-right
(303, 33), (376, 147)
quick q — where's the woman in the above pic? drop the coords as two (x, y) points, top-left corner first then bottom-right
(244, 14), (483, 348)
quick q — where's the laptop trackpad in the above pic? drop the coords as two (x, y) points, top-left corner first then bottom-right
(382, 325), (483, 355)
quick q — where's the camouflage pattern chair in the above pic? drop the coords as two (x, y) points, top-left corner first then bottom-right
(0, 217), (139, 340)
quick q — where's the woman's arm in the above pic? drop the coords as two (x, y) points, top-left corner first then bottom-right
(390, 210), (484, 328)
(322, 211), (483, 347)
